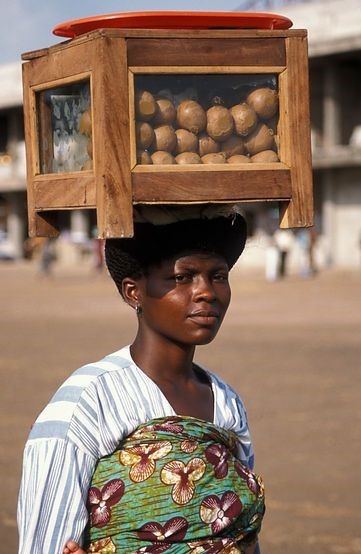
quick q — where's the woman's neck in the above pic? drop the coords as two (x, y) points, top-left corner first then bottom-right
(130, 331), (196, 384)
(129, 331), (214, 423)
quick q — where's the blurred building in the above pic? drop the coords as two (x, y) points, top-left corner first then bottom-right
(1, 0), (361, 267)
(240, 0), (361, 269)
(0, 63), (27, 259)
(279, 0), (361, 268)
(0, 63), (94, 262)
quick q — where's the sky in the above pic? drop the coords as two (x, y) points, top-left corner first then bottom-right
(0, 0), (294, 65)
(0, 0), (240, 65)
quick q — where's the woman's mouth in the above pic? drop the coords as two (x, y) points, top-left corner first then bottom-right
(188, 310), (220, 325)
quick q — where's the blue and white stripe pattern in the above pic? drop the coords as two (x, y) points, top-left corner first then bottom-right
(18, 345), (254, 554)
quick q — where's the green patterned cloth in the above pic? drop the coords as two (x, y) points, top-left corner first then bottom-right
(84, 416), (265, 553)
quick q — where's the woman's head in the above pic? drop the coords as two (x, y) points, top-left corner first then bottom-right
(105, 208), (247, 297)
(122, 250), (233, 346)
(105, 207), (247, 347)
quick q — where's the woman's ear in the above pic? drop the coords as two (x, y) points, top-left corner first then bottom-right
(122, 277), (141, 309)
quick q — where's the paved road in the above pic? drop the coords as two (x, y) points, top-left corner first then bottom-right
(1, 261), (360, 553)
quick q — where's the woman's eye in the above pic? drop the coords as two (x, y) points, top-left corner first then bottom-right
(214, 273), (229, 282)
(174, 274), (191, 282)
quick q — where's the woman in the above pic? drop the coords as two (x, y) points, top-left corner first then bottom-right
(18, 205), (265, 554)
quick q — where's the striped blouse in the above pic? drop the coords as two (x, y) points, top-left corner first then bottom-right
(17, 345), (254, 554)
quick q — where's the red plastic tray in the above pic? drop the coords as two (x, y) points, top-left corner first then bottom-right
(53, 11), (293, 38)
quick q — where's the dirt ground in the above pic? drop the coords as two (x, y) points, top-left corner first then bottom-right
(1, 260), (360, 554)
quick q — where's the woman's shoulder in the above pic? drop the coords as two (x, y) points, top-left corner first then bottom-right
(27, 346), (134, 446)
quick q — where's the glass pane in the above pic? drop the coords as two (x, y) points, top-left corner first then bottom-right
(37, 80), (92, 174)
(133, 74), (279, 166)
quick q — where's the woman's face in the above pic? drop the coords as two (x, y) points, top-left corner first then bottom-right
(130, 251), (231, 347)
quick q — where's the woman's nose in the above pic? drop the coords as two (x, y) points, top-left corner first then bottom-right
(193, 276), (216, 301)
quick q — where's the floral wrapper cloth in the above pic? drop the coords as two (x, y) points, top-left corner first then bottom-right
(84, 416), (265, 553)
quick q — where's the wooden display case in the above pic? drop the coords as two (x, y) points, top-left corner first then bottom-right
(22, 27), (313, 238)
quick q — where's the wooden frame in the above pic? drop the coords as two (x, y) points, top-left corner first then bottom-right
(22, 28), (313, 238)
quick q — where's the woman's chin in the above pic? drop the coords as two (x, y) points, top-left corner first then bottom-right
(190, 329), (220, 346)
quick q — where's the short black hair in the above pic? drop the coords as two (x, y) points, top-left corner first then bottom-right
(105, 213), (247, 296)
